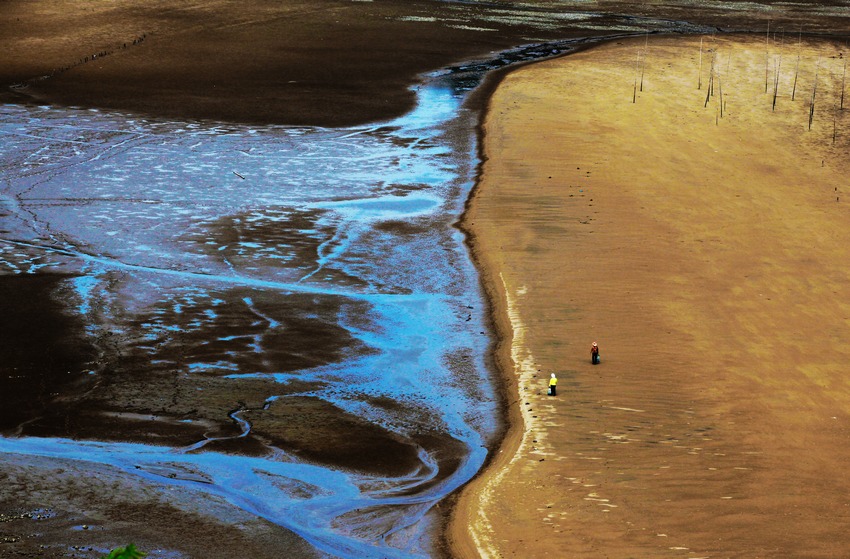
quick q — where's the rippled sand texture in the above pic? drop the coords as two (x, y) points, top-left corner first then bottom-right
(459, 34), (850, 558)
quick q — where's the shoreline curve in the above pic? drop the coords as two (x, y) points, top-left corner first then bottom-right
(447, 30), (850, 558)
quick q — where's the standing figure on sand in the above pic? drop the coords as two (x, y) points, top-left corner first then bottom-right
(591, 341), (600, 365)
(548, 373), (557, 396)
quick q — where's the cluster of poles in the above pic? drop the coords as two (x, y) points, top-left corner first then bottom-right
(696, 23), (847, 138)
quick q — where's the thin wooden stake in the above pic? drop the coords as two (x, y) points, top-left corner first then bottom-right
(718, 74), (724, 118)
(792, 24), (802, 101)
(704, 56), (714, 108)
(792, 56), (801, 101)
(704, 52), (717, 106)
(698, 37), (704, 90)
(633, 49), (640, 103)
(765, 20), (771, 93)
(833, 99), (838, 144)
(809, 58), (820, 130)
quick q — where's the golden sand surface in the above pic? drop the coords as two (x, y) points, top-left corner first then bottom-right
(453, 34), (850, 558)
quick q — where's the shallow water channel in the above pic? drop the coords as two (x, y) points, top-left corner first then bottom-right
(0, 25), (695, 557)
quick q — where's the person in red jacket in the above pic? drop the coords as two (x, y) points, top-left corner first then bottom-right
(591, 341), (600, 364)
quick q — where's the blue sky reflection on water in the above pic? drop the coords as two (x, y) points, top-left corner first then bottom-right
(0, 64), (497, 556)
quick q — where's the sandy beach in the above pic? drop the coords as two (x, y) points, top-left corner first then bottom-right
(455, 33), (850, 558)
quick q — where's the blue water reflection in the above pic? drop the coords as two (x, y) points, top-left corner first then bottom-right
(0, 57), (496, 558)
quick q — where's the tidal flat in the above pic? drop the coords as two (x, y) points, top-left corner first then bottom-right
(0, 37), (619, 557)
(1, 1), (848, 557)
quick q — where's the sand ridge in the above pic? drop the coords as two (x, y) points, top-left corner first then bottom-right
(454, 33), (850, 558)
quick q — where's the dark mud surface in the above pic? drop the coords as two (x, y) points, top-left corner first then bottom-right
(3, 0), (848, 127)
(0, 61), (508, 558)
(0, 454), (325, 559)
(0, 274), (97, 432)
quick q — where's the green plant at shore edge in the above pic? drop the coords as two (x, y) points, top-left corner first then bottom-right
(101, 544), (147, 559)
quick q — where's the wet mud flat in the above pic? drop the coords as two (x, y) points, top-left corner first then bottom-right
(0, 92), (501, 556)
(0, 39), (627, 555)
(2, 1), (849, 558)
